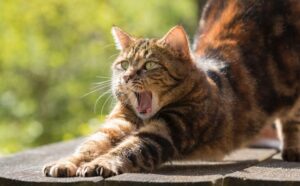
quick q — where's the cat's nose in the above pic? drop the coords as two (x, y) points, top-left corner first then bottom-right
(123, 74), (134, 83)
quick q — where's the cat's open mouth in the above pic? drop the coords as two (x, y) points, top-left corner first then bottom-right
(134, 91), (152, 115)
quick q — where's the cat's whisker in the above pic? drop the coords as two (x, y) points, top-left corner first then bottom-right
(110, 96), (116, 109)
(92, 81), (111, 87)
(100, 94), (114, 116)
(100, 43), (115, 50)
(91, 84), (111, 90)
(94, 89), (112, 113)
(91, 84), (111, 91)
(81, 85), (111, 98)
(108, 53), (119, 60)
(93, 79), (111, 83)
(92, 80), (112, 86)
(96, 76), (111, 79)
(91, 80), (112, 87)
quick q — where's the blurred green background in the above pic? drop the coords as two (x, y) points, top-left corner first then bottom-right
(0, 0), (200, 155)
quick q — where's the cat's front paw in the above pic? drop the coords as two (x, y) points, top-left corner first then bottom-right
(43, 161), (77, 177)
(282, 147), (300, 162)
(76, 156), (125, 178)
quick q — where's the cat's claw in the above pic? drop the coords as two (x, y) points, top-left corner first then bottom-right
(77, 158), (123, 178)
(43, 161), (77, 177)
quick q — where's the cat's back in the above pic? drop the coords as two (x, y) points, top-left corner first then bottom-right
(194, 0), (300, 115)
(196, 0), (300, 52)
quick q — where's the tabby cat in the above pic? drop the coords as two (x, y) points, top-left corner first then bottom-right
(43, 0), (300, 178)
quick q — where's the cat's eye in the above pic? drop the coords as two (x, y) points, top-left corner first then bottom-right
(144, 61), (160, 70)
(120, 61), (129, 70)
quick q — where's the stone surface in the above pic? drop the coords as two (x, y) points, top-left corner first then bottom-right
(224, 153), (300, 186)
(106, 148), (277, 186)
(0, 138), (299, 186)
(0, 138), (103, 186)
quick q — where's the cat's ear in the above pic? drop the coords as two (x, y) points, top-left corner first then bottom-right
(158, 25), (191, 58)
(111, 26), (135, 51)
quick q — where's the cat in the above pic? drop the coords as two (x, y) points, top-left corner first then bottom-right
(43, 0), (300, 178)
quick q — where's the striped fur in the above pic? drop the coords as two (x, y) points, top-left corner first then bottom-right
(43, 0), (300, 178)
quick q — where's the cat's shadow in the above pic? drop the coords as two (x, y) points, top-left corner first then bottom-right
(253, 158), (300, 169)
(154, 159), (258, 176)
(153, 158), (299, 176)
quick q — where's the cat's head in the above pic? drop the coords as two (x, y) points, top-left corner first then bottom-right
(111, 26), (194, 119)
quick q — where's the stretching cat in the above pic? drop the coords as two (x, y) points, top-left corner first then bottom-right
(43, 0), (300, 178)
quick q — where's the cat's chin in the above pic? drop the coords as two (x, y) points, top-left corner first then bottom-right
(136, 111), (155, 120)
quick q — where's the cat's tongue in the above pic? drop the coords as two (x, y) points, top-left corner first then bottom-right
(136, 91), (152, 114)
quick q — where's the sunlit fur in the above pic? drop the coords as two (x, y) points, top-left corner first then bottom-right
(43, 0), (300, 178)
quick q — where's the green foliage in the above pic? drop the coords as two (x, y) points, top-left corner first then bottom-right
(0, 0), (197, 154)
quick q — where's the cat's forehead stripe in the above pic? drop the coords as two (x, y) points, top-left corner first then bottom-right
(126, 39), (156, 63)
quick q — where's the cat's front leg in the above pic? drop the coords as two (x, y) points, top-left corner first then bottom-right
(279, 100), (300, 162)
(43, 118), (135, 177)
(280, 121), (300, 162)
(281, 120), (300, 161)
(77, 120), (176, 177)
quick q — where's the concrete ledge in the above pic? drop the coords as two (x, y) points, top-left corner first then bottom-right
(106, 148), (277, 186)
(224, 154), (300, 186)
(0, 138), (103, 186)
(0, 138), (298, 186)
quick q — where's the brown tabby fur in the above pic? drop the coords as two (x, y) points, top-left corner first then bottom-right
(43, 0), (300, 178)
